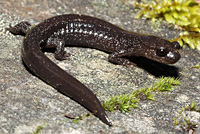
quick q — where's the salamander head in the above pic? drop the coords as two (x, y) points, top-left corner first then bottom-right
(140, 36), (181, 64)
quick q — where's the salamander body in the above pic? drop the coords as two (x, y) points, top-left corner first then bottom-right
(7, 14), (181, 126)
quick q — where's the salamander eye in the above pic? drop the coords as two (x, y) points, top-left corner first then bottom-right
(172, 41), (181, 49)
(156, 47), (169, 57)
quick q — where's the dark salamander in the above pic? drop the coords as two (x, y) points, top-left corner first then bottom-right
(6, 14), (181, 126)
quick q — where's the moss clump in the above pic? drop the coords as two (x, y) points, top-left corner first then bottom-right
(71, 113), (91, 123)
(32, 125), (44, 134)
(135, 0), (200, 50)
(173, 102), (200, 131)
(103, 77), (180, 112)
(64, 113), (91, 123)
(190, 64), (200, 69)
(103, 94), (139, 112)
(133, 86), (155, 101)
(153, 76), (180, 91)
(134, 77), (180, 100)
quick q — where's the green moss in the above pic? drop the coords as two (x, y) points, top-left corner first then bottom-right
(133, 87), (155, 101)
(171, 32), (200, 50)
(153, 77), (180, 91)
(103, 94), (139, 112)
(72, 113), (91, 124)
(173, 117), (179, 125)
(181, 117), (198, 131)
(32, 125), (44, 134)
(184, 102), (200, 111)
(135, 0), (200, 50)
(190, 64), (200, 69)
(103, 77), (180, 112)
(173, 102), (200, 131)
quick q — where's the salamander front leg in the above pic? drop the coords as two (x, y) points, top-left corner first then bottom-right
(108, 50), (136, 66)
(46, 38), (70, 61)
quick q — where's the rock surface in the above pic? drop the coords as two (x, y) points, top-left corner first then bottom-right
(1, 0), (200, 134)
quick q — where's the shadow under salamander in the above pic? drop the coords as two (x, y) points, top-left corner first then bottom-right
(129, 57), (180, 78)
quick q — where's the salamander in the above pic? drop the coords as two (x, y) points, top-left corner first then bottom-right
(6, 14), (181, 126)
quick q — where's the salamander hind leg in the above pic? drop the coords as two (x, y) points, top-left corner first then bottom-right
(108, 50), (136, 66)
(46, 38), (70, 61)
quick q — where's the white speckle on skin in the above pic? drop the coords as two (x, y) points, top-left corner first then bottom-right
(89, 31), (93, 34)
(167, 52), (174, 58)
(99, 33), (103, 37)
(94, 32), (98, 36)
(61, 28), (64, 35)
(74, 29), (78, 32)
(78, 23), (82, 27)
(79, 29), (83, 33)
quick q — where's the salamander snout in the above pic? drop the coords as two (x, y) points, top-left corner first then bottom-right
(154, 41), (181, 64)
(141, 36), (181, 64)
